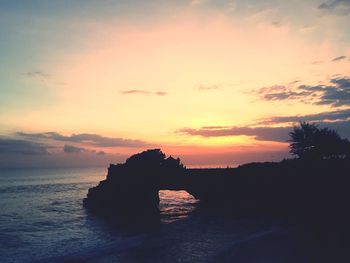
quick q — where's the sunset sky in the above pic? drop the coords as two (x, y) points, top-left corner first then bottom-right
(1, 0), (349, 168)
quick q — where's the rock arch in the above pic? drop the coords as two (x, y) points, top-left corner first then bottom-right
(83, 149), (195, 216)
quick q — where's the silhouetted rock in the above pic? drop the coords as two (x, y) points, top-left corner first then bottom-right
(84, 135), (350, 261)
(85, 148), (350, 219)
(83, 149), (186, 218)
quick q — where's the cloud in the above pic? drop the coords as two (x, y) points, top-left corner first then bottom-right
(179, 118), (350, 143)
(330, 77), (350, 88)
(257, 85), (314, 101)
(120, 90), (168, 96)
(155, 91), (168, 96)
(63, 144), (86, 153)
(0, 138), (51, 155)
(257, 76), (350, 107)
(120, 89), (150, 95)
(25, 70), (50, 79)
(63, 144), (108, 155)
(271, 21), (282, 27)
(179, 107), (350, 142)
(16, 132), (149, 148)
(0, 139), (126, 169)
(310, 60), (324, 65)
(179, 126), (291, 142)
(317, 78), (350, 106)
(332, 55), (347, 62)
(260, 108), (350, 124)
(318, 0), (350, 15)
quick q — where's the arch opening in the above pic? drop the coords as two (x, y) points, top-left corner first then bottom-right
(158, 190), (198, 223)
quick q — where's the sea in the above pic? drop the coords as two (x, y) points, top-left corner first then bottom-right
(0, 167), (303, 263)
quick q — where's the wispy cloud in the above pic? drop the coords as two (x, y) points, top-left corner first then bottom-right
(198, 84), (221, 91)
(16, 132), (149, 148)
(256, 76), (350, 107)
(332, 55), (347, 62)
(120, 89), (150, 95)
(310, 60), (324, 65)
(120, 90), (168, 96)
(155, 91), (168, 96)
(25, 70), (50, 79)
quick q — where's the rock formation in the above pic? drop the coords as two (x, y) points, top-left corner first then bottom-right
(83, 149), (186, 216)
(84, 149), (350, 219)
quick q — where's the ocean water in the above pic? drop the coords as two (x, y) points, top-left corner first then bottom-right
(0, 167), (296, 263)
(0, 168), (199, 262)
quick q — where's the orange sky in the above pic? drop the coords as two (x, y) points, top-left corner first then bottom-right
(1, 1), (349, 167)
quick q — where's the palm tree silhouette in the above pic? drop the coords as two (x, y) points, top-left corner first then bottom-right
(289, 122), (350, 159)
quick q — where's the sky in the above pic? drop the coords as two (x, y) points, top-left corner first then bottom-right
(0, 0), (350, 168)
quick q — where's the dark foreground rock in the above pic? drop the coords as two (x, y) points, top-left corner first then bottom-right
(84, 148), (350, 217)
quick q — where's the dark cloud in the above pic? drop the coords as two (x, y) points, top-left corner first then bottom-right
(257, 85), (314, 101)
(318, 0), (350, 15)
(317, 78), (350, 106)
(257, 77), (350, 107)
(332, 55), (347, 62)
(0, 140), (126, 169)
(330, 77), (350, 88)
(63, 144), (109, 155)
(16, 132), (149, 148)
(120, 90), (168, 96)
(179, 107), (350, 142)
(63, 144), (86, 153)
(298, 84), (325, 92)
(0, 138), (51, 155)
(263, 90), (313, 101)
(179, 119), (350, 143)
(261, 108), (350, 124)
(179, 126), (290, 142)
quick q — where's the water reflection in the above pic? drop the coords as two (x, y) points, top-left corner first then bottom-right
(159, 190), (198, 224)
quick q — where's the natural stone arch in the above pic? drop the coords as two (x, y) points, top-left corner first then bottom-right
(83, 149), (192, 216)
